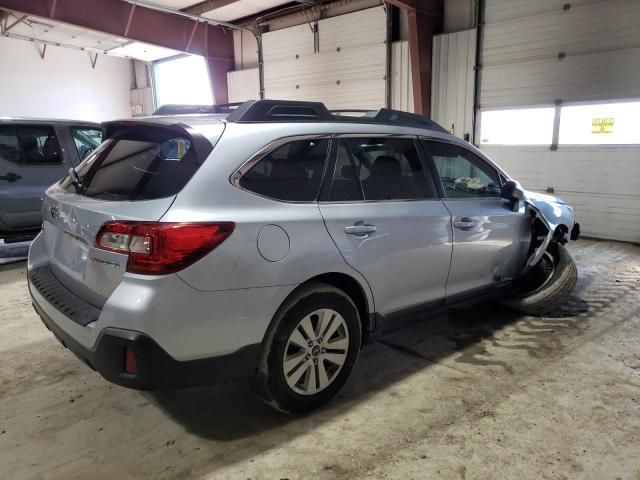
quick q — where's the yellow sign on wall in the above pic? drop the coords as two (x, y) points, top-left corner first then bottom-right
(592, 117), (614, 134)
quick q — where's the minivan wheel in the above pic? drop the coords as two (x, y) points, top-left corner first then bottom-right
(252, 283), (361, 414)
(502, 243), (577, 316)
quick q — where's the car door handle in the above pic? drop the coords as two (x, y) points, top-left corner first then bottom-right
(454, 218), (476, 229)
(345, 224), (377, 236)
(0, 172), (22, 183)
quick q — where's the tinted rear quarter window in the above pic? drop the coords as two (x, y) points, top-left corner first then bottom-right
(61, 126), (202, 201)
(239, 139), (330, 201)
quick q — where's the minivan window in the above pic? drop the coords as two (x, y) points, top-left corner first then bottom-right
(328, 137), (434, 201)
(239, 139), (329, 202)
(71, 127), (102, 161)
(60, 127), (201, 201)
(423, 141), (501, 198)
(0, 125), (60, 164)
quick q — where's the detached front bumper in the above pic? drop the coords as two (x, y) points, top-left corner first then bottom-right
(29, 276), (260, 390)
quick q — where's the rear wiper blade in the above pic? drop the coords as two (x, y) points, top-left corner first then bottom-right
(68, 167), (85, 193)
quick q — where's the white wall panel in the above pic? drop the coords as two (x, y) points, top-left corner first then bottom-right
(431, 29), (476, 138)
(130, 88), (155, 116)
(227, 68), (261, 103)
(0, 36), (130, 121)
(262, 6), (386, 109)
(482, 146), (640, 242)
(391, 41), (414, 113)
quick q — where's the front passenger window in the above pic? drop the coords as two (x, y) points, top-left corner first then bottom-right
(423, 141), (501, 198)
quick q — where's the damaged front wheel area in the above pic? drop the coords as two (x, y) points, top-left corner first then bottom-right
(501, 242), (578, 316)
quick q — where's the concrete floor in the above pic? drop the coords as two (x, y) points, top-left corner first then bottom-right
(0, 239), (639, 480)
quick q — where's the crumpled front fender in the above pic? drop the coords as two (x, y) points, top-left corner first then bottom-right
(524, 190), (575, 233)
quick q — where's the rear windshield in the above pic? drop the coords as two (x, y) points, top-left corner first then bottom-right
(61, 126), (206, 201)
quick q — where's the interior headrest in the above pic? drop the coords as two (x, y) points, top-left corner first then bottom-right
(371, 155), (401, 176)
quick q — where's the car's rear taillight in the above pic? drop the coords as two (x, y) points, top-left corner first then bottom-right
(95, 221), (235, 275)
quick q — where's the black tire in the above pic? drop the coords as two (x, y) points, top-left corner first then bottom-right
(251, 283), (362, 414)
(502, 242), (577, 316)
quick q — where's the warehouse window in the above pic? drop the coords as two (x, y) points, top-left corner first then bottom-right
(153, 55), (213, 108)
(559, 101), (640, 145)
(479, 108), (555, 145)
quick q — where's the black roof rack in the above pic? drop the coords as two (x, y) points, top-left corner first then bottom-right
(155, 100), (448, 133)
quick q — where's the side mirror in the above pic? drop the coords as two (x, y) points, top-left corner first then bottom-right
(501, 180), (524, 211)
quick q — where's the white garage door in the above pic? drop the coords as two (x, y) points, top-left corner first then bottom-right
(478, 0), (640, 243)
(262, 6), (386, 110)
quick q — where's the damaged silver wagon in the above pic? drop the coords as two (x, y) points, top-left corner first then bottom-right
(28, 100), (580, 413)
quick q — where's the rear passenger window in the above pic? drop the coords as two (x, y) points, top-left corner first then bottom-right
(423, 141), (501, 198)
(18, 125), (61, 164)
(328, 137), (434, 201)
(0, 126), (20, 164)
(0, 125), (61, 164)
(239, 139), (329, 202)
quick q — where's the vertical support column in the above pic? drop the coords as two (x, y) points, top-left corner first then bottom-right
(205, 58), (234, 105)
(404, 1), (443, 117)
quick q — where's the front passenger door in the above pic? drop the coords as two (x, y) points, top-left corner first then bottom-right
(421, 140), (529, 299)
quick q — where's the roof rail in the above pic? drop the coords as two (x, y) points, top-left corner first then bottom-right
(154, 99), (448, 133)
(226, 100), (333, 122)
(152, 103), (243, 116)
(226, 100), (448, 132)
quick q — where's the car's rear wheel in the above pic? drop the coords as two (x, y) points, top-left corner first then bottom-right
(502, 242), (577, 316)
(252, 283), (361, 414)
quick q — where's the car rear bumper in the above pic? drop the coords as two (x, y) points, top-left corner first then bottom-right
(32, 298), (261, 390)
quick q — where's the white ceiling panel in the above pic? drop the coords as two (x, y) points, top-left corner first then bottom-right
(139, 0), (201, 9)
(108, 42), (181, 61)
(203, 0), (291, 22)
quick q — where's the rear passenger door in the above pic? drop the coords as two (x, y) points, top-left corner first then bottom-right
(0, 124), (68, 231)
(318, 136), (452, 317)
(421, 140), (528, 298)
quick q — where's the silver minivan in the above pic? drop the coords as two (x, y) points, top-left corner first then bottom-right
(28, 100), (579, 413)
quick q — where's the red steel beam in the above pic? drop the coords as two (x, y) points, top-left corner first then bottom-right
(387, 0), (443, 116)
(0, 0), (235, 103)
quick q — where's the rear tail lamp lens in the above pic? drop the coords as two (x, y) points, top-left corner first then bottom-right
(96, 221), (235, 275)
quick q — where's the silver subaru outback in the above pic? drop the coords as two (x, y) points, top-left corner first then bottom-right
(28, 100), (580, 413)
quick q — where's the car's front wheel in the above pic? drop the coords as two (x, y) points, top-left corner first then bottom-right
(252, 283), (361, 414)
(502, 242), (577, 316)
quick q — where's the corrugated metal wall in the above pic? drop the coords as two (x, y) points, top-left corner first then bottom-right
(431, 29), (476, 139)
(262, 6), (386, 109)
(482, 0), (640, 108)
(478, 0), (640, 242)
(130, 87), (154, 116)
(391, 41), (414, 113)
(227, 68), (260, 103)
(483, 146), (640, 243)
